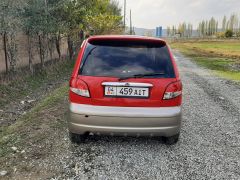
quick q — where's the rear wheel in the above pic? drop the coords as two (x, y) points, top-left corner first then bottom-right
(69, 132), (88, 144)
(163, 133), (180, 145)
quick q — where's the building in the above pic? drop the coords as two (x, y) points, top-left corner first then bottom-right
(156, 26), (163, 37)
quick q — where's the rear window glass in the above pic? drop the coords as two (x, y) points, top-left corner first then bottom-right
(79, 40), (175, 78)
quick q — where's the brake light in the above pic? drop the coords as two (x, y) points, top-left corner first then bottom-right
(70, 78), (90, 98)
(163, 81), (182, 100)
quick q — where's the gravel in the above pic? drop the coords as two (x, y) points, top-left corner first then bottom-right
(53, 51), (240, 179)
(0, 170), (8, 176)
(2, 51), (240, 179)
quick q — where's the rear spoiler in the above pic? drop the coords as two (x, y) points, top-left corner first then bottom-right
(87, 38), (166, 47)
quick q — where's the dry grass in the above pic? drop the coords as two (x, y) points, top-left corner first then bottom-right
(170, 40), (240, 60)
(170, 40), (240, 82)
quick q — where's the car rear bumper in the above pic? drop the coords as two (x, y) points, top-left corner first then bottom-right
(68, 103), (182, 137)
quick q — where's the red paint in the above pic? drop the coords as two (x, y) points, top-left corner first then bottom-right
(69, 35), (182, 107)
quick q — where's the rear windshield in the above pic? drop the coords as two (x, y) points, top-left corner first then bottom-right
(79, 40), (175, 78)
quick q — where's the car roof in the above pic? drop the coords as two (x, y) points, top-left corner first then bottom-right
(87, 35), (166, 44)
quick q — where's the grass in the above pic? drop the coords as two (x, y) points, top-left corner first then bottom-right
(193, 57), (235, 70)
(0, 83), (68, 157)
(170, 41), (240, 58)
(214, 71), (240, 81)
(170, 40), (240, 82)
(0, 59), (73, 158)
(0, 60), (74, 107)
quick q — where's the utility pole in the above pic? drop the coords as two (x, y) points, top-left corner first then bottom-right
(123, 0), (126, 32)
(130, 9), (132, 35)
(44, 0), (48, 12)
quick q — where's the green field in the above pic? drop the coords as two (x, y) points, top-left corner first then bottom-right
(170, 40), (240, 82)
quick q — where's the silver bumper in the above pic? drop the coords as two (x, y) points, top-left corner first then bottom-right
(68, 103), (182, 137)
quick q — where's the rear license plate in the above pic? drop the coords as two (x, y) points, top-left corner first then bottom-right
(104, 86), (149, 98)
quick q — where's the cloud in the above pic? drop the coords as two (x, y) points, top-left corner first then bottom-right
(117, 0), (240, 29)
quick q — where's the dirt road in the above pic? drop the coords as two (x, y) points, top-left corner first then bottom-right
(1, 51), (240, 179)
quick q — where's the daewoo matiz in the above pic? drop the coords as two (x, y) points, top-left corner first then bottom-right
(69, 35), (182, 144)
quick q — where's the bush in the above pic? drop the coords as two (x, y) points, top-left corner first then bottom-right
(236, 32), (240, 37)
(216, 32), (225, 38)
(225, 30), (233, 38)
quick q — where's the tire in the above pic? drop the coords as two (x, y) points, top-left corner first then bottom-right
(163, 133), (180, 145)
(69, 132), (88, 144)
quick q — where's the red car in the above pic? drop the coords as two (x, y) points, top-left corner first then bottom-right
(69, 35), (182, 144)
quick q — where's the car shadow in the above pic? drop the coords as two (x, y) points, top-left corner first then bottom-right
(74, 134), (168, 145)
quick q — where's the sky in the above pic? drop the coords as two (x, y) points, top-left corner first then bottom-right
(116, 0), (240, 29)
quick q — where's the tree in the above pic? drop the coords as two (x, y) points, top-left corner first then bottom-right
(169, 13), (240, 38)
(177, 23), (184, 37)
(222, 15), (227, 31)
(47, 0), (65, 62)
(226, 20), (230, 30)
(236, 31), (240, 37)
(208, 17), (218, 36)
(171, 26), (176, 36)
(0, 0), (26, 74)
(225, 29), (233, 38)
(229, 13), (238, 32)
(60, 0), (96, 60)
(0, 0), (123, 76)
(198, 22), (202, 36)
(48, 0), (73, 61)
(216, 32), (225, 38)
(167, 26), (171, 37)
(85, 0), (122, 35)
(215, 21), (218, 34)
(187, 23), (193, 37)
(198, 21), (205, 37)
(22, 0), (55, 70)
(86, 14), (122, 35)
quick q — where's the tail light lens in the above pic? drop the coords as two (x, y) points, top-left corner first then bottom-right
(163, 81), (182, 100)
(70, 78), (90, 98)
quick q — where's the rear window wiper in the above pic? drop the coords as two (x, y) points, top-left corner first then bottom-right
(118, 72), (165, 81)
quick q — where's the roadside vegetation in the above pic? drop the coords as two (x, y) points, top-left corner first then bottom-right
(0, 83), (68, 153)
(0, 0), (122, 77)
(166, 12), (240, 83)
(170, 41), (240, 82)
(0, 56), (74, 178)
(0, 60), (74, 108)
(0, 83), (69, 178)
(166, 13), (240, 38)
(0, 2), (123, 174)
(0, 31), (76, 179)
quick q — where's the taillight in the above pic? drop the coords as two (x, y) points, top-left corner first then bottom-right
(70, 78), (90, 98)
(163, 81), (182, 100)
